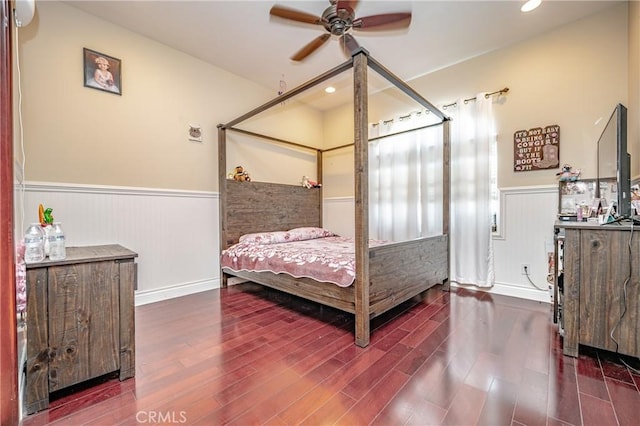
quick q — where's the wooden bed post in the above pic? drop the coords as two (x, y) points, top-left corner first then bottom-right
(317, 150), (323, 228)
(442, 120), (451, 291)
(353, 49), (370, 347)
(218, 125), (228, 287)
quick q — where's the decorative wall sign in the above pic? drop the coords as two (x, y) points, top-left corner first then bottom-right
(513, 125), (560, 172)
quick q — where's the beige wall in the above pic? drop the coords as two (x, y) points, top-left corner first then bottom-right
(323, 3), (630, 195)
(13, 1), (323, 192)
(14, 3), (634, 194)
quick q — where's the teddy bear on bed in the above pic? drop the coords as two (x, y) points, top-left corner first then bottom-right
(232, 166), (251, 182)
(301, 175), (321, 189)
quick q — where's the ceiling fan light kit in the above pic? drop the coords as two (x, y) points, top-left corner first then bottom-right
(270, 0), (411, 61)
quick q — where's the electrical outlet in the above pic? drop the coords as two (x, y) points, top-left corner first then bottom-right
(521, 264), (530, 275)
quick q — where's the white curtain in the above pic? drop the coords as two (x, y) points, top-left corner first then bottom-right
(449, 94), (495, 287)
(368, 96), (496, 288)
(368, 112), (443, 242)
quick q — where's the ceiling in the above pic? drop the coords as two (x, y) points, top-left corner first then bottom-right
(65, 0), (619, 110)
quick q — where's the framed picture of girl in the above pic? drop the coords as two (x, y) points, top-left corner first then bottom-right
(83, 48), (121, 95)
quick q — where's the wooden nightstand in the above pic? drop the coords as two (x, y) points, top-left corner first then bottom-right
(24, 245), (137, 415)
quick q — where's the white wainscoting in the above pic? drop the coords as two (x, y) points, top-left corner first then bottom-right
(491, 185), (558, 303)
(19, 182), (220, 306)
(324, 185), (558, 303)
(18, 183), (558, 306)
(323, 196), (355, 238)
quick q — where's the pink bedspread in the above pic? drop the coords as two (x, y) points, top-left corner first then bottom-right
(221, 235), (387, 287)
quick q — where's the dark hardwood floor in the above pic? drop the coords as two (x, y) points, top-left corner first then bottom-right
(20, 283), (640, 425)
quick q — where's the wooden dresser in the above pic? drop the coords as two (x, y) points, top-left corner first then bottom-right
(24, 245), (137, 414)
(555, 221), (639, 358)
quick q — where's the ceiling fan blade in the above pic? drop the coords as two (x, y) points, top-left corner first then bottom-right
(336, 0), (360, 13)
(341, 33), (360, 57)
(270, 5), (323, 25)
(291, 33), (331, 61)
(353, 12), (412, 31)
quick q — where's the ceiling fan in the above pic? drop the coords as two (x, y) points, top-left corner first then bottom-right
(269, 0), (411, 61)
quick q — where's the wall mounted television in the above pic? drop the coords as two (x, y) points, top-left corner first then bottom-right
(596, 103), (631, 218)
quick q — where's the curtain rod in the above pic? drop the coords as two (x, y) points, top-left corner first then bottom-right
(442, 87), (509, 110)
(372, 87), (509, 127)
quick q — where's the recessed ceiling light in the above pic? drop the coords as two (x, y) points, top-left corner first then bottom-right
(325, 86), (336, 94)
(521, 0), (541, 12)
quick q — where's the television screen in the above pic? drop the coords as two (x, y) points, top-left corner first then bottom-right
(597, 113), (617, 180)
(596, 103), (630, 218)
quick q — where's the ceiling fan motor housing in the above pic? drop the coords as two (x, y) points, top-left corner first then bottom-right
(322, 5), (355, 36)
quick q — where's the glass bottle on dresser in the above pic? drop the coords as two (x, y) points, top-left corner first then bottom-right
(48, 222), (66, 261)
(24, 223), (45, 263)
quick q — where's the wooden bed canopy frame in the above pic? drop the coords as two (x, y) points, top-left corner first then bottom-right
(218, 48), (451, 347)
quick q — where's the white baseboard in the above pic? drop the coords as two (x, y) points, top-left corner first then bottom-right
(451, 280), (551, 304)
(135, 278), (220, 306)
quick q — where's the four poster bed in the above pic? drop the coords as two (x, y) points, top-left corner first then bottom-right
(218, 49), (451, 347)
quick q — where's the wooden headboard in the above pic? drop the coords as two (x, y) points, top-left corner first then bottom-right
(221, 180), (322, 248)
